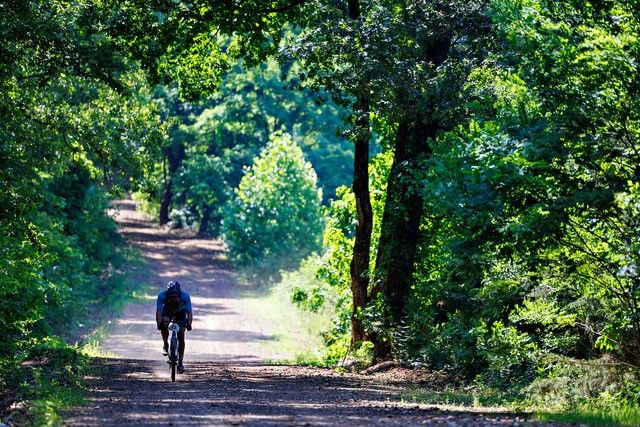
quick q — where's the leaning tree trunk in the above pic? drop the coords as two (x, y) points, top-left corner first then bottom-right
(370, 119), (435, 360)
(349, 97), (372, 345)
(345, 0), (374, 347)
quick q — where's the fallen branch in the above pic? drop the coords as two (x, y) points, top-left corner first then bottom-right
(360, 360), (398, 375)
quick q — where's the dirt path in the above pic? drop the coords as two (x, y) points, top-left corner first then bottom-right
(99, 199), (286, 363)
(63, 200), (558, 426)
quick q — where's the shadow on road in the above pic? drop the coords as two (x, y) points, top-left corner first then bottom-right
(65, 358), (529, 426)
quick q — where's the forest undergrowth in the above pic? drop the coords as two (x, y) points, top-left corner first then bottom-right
(0, 205), (146, 426)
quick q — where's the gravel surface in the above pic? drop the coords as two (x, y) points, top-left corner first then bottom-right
(64, 359), (558, 426)
(63, 199), (571, 426)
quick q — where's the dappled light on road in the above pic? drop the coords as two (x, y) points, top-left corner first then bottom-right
(66, 359), (532, 426)
(64, 199), (548, 426)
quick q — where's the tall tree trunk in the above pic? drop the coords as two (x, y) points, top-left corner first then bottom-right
(371, 119), (436, 359)
(345, 0), (373, 347)
(159, 142), (185, 225)
(350, 98), (372, 345)
(369, 30), (451, 359)
(159, 181), (173, 225)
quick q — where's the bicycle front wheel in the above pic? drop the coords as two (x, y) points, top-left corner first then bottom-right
(170, 337), (178, 382)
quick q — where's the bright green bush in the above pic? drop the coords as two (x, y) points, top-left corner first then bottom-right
(222, 134), (324, 272)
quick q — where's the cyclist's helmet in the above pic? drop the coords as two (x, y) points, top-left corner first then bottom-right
(167, 281), (181, 297)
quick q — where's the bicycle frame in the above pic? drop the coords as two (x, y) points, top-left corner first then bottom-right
(167, 320), (180, 382)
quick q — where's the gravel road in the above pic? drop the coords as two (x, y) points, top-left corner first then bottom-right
(63, 199), (568, 426)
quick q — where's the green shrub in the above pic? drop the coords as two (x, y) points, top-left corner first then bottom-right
(222, 133), (324, 273)
(475, 321), (542, 391)
(132, 191), (161, 218)
(526, 355), (640, 408)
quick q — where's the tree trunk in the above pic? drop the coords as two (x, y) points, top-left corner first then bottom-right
(371, 119), (436, 359)
(369, 30), (451, 359)
(345, 0), (373, 347)
(159, 142), (185, 225)
(197, 205), (212, 238)
(349, 98), (372, 345)
(159, 180), (173, 225)
(348, 0), (360, 18)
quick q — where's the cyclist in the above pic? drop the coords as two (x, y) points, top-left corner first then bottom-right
(156, 281), (192, 374)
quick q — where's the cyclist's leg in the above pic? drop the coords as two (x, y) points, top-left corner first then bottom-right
(178, 328), (186, 360)
(175, 311), (188, 360)
(177, 328), (186, 373)
(160, 315), (170, 349)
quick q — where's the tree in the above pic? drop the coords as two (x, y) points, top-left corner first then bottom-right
(485, 0), (640, 367)
(222, 134), (324, 272)
(149, 55), (354, 233)
(290, 0), (491, 357)
(0, 0), (165, 382)
(286, 0), (377, 346)
(174, 153), (229, 237)
(391, 0), (640, 380)
(152, 86), (196, 225)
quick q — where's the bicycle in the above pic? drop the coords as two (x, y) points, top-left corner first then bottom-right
(166, 318), (185, 382)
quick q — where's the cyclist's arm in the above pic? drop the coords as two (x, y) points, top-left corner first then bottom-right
(185, 294), (193, 328)
(187, 312), (193, 328)
(156, 293), (165, 327)
(156, 311), (163, 327)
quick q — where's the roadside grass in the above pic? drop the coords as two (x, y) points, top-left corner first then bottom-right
(80, 339), (119, 359)
(101, 252), (150, 311)
(400, 386), (519, 410)
(28, 381), (85, 427)
(1, 339), (89, 426)
(535, 403), (640, 427)
(75, 245), (150, 356)
(235, 263), (334, 366)
(401, 386), (640, 427)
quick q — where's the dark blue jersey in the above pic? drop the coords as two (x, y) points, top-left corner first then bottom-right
(157, 290), (192, 317)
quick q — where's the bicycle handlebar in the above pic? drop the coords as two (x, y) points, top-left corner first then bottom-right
(158, 317), (191, 331)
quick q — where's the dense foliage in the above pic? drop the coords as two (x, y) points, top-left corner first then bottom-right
(0, 0), (169, 422)
(398, 0), (640, 382)
(289, 0), (640, 416)
(139, 56), (353, 236)
(3, 0), (640, 423)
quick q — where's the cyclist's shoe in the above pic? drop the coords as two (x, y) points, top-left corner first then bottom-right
(177, 363), (185, 374)
(162, 343), (169, 356)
